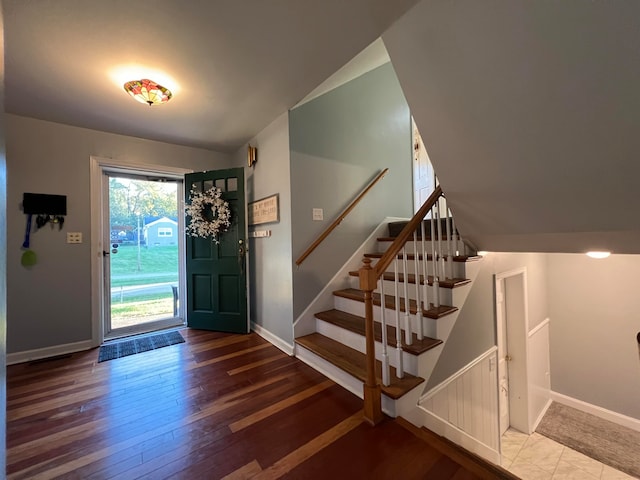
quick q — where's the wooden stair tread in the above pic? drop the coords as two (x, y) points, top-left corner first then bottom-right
(334, 288), (458, 319)
(348, 271), (470, 289)
(364, 252), (481, 263)
(296, 333), (424, 399)
(314, 309), (442, 355)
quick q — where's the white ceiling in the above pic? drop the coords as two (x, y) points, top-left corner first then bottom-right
(4, 0), (417, 152)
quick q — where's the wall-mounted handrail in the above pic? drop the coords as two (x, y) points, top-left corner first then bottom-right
(295, 168), (389, 267)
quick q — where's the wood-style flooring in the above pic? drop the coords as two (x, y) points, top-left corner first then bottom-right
(7, 329), (516, 479)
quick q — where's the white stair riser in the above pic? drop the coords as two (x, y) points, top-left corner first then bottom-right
(368, 258), (467, 279)
(333, 296), (440, 338)
(315, 318), (420, 376)
(348, 276), (454, 306)
(295, 344), (363, 399)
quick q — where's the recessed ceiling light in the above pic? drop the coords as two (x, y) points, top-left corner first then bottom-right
(586, 251), (610, 259)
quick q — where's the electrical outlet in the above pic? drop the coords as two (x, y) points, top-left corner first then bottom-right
(312, 208), (323, 221)
(67, 232), (82, 244)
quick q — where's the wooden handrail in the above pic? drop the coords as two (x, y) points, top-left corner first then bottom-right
(295, 168), (389, 267)
(358, 184), (443, 425)
(372, 185), (443, 279)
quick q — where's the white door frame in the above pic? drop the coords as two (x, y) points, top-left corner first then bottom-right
(495, 267), (532, 434)
(89, 156), (193, 346)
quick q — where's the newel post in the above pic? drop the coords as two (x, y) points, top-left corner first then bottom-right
(359, 257), (383, 425)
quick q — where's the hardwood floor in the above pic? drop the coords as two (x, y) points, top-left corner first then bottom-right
(7, 329), (516, 479)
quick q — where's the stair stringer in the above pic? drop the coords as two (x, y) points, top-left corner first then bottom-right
(293, 217), (408, 340)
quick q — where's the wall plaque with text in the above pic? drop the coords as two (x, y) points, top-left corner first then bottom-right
(249, 194), (279, 226)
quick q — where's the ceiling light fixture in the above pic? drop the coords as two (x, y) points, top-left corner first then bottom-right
(123, 79), (172, 106)
(586, 251), (611, 259)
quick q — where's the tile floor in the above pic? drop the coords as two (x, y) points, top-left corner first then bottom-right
(501, 428), (638, 480)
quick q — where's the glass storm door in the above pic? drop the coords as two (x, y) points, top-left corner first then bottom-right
(103, 172), (185, 338)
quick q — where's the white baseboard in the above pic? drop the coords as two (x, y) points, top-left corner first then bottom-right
(532, 398), (553, 432)
(251, 322), (294, 356)
(7, 340), (94, 365)
(419, 406), (501, 465)
(550, 391), (640, 433)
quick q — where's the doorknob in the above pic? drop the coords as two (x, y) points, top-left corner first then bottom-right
(505, 354), (513, 362)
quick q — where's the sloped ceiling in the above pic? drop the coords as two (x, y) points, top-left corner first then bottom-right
(384, 0), (640, 254)
(4, 0), (419, 152)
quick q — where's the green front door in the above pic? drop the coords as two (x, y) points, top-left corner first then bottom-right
(185, 168), (248, 333)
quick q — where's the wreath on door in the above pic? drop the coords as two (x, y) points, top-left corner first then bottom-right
(185, 187), (231, 243)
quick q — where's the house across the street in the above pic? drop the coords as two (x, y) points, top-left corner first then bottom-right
(143, 217), (178, 246)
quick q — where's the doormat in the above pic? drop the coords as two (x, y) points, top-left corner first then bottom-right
(98, 331), (185, 363)
(536, 402), (640, 478)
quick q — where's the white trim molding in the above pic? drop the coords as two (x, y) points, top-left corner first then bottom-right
(7, 340), (94, 366)
(89, 156), (193, 347)
(549, 391), (640, 433)
(251, 322), (294, 356)
(528, 317), (550, 337)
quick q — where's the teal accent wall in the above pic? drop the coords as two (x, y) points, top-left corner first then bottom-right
(289, 63), (413, 318)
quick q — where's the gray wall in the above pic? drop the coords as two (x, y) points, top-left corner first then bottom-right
(0, 3), (7, 473)
(289, 62), (413, 318)
(427, 253), (549, 389)
(6, 114), (230, 354)
(547, 254), (640, 420)
(426, 260), (496, 389)
(493, 253), (549, 333)
(231, 113), (294, 346)
(383, 0), (640, 254)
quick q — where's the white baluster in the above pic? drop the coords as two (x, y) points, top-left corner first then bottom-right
(436, 199), (446, 282)
(394, 257), (404, 378)
(421, 221), (429, 335)
(379, 279), (390, 387)
(402, 246), (412, 345)
(430, 204), (440, 308)
(413, 231), (423, 340)
(444, 197), (454, 280)
(451, 214), (459, 257)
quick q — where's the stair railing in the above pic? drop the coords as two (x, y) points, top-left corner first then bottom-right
(358, 185), (444, 425)
(295, 168), (389, 267)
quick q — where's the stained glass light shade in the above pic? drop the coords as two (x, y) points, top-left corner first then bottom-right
(123, 79), (172, 106)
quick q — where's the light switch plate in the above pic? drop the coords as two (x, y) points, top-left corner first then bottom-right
(312, 208), (323, 221)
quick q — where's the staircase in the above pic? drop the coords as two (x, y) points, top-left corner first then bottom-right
(294, 206), (482, 421)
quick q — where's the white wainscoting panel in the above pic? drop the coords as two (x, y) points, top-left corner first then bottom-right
(528, 318), (551, 431)
(421, 348), (500, 454)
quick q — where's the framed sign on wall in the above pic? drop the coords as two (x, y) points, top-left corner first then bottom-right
(248, 194), (279, 226)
